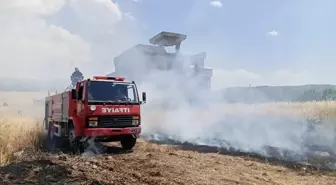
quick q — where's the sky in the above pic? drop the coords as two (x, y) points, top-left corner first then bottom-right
(0, 0), (336, 89)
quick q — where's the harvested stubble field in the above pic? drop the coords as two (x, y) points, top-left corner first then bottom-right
(1, 91), (336, 185)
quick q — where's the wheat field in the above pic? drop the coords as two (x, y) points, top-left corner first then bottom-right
(0, 91), (46, 165)
(1, 91), (336, 165)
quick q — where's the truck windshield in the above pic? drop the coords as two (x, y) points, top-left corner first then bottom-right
(87, 81), (138, 103)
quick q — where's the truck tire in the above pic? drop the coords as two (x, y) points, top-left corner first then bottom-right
(46, 124), (63, 152)
(68, 128), (84, 155)
(120, 135), (137, 150)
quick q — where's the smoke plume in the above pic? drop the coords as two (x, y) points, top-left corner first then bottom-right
(138, 69), (336, 169)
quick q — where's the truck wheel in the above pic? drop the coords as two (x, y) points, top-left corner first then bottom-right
(120, 135), (137, 150)
(46, 124), (63, 152)
(68, 129), (84, 155)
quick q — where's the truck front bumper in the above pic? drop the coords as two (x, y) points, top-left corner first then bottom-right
(84, 126), (141, 137)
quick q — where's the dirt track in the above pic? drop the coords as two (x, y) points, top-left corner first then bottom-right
(1, 140), (336, 185)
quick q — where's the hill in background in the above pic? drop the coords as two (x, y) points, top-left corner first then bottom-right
(0, 78), (68, 92)
(221, 84), (336, 103)
(1, 78), (336, 103)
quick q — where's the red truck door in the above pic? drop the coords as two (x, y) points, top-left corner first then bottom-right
(76, 82), (86, 116)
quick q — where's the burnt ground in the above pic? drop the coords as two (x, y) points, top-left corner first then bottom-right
(1, 140), (336, 185)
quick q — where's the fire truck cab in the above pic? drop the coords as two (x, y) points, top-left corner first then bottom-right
(44, 76), (146, 154)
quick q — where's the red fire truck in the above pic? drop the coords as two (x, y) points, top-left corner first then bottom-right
(44, 76), (146, 154)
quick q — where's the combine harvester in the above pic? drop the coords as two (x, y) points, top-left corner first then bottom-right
(108, 31), (213, 105)
(109, 31), (213, 86)
(44, 76), (147, 154)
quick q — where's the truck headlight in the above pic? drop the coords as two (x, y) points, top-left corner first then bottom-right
(88, 121), (98, 127)
(90, 105), (96, 111)
(132, 120), (139, 125)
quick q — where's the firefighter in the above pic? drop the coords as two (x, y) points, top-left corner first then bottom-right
(71, 67), (84, 86)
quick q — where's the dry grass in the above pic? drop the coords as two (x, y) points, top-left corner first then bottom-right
(0, 116), (44, 165)
(144, 101), (336, 132)
(0, 91), (46, 165)
(217, 101), (336, 118)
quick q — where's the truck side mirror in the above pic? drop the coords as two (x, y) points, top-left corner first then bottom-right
(142, 92), (146, 103)
(71, 89), (77, 99)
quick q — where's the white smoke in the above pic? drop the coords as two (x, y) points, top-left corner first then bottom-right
(0, 0), (91, 80)
(136, 57), (336, 168)
(0, 0), (137, 85)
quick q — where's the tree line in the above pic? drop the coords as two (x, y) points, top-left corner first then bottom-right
(296, 88), (336, 101)
(221, 85), (336, 103)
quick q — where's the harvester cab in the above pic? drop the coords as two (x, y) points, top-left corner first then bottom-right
(149, 31), (187, 54)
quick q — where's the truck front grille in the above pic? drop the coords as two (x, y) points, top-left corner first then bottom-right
(97, 115), (133, 128)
